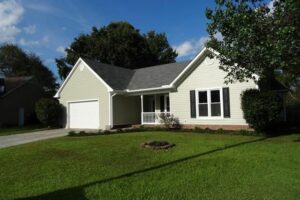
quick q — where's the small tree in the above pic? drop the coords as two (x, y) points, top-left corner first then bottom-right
(241, 89), (282, 132)
(35, 98), (62, 127)
(206, 0), (300, 88)
(159, 113), (181, 130)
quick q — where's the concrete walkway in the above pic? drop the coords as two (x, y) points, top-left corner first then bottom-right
(0, 129), (68, 149)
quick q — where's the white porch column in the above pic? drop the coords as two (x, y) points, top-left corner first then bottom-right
(109, 92), (117, 130)
(141, 95), (144, 124)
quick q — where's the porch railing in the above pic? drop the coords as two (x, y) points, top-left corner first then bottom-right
(142, 112), (170, 124)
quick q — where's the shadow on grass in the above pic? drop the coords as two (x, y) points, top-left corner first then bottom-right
(265, 125), (300, 137)
(17, 137), (267, 200)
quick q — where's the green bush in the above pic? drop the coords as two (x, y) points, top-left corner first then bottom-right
(241, 89), (282, 132)
(35, 98), (62, 127)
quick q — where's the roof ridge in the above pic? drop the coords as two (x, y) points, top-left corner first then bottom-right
(81, 58), (191, 90)
(133, 60), (191, 71)
(82, 58), (133, 72)
(83, 58), (191, 72)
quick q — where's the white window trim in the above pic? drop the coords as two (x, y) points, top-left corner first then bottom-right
(195, 87), (224, 120)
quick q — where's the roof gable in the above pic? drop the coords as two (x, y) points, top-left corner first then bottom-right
(83, 59), (134, 90)
(54, 58), (113, 98)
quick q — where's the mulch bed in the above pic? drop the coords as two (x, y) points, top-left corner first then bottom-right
(141, 140), (175, 150)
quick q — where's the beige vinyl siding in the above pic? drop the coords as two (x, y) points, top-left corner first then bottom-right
(170, 57), (256, 125)
(113, 95), (141, 126)
(59, 62), (109, 129)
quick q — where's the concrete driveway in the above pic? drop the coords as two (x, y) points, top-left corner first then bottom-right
(0, 129), (68, 149)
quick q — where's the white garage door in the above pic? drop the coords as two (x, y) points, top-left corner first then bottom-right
(69, 100), (100, 129)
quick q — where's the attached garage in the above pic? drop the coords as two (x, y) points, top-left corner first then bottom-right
(68, 100), (100, 129)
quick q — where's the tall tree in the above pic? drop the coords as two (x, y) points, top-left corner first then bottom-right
(0, 44), (57, 93)
(144, 31), (178, 65)
(56, 21), (177, 80)
(206, 0), (300, 89)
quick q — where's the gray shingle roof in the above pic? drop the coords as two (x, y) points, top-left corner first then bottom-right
(83, 59), (191, 90)
(1, 76), (33, 98)
(84, 59), (134, 90)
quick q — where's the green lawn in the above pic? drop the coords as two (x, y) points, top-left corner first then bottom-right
(0, 132), (299, 200)
(0, 125), (48, 136)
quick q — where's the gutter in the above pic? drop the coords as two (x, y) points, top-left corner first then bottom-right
(124, 85), (174, 93)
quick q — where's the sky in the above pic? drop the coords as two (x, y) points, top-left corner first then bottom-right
(0, 0), (273, 80)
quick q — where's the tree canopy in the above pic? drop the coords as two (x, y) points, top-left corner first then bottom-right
(56, 21), (178, 80)
(206, 0), (300, 89)
(0, 44), (57, 94)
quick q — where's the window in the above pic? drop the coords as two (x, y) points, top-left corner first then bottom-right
(197, 88), (223, 118)
(198, 91), (208, 116)
(210, 90), (221, 116)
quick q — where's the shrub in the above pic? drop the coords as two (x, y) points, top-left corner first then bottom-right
(35, 98), (62, 127)
(241, 89), (282, 132)
(159, 113), (181, 129)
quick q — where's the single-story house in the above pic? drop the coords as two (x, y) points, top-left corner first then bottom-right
(0, 76), (44, 127)
(54, 47), (259, 130)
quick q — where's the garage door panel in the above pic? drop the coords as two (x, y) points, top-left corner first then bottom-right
(69, 100), (99, 129)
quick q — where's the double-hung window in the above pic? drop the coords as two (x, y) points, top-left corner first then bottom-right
(197, 88), (223, 118)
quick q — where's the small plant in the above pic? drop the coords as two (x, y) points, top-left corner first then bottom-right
(159, 113), (181, 129)
(102, 130), (111, 134)
(79, 131), (86, 135)
(68, 131), (76, 136)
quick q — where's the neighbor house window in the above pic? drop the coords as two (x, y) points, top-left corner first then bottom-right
(197, 88), (223, 118)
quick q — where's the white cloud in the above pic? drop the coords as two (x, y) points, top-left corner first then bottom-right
(0, 0), (24, 43)
(25, 3), (54, 13)
(0, 26), (21, 43)
(267, 0), (274, 11)
(267, 0), (279, 14)
(45, 58), (55, 64)
(173, 41), (194, 57)
(174, 32), (224, 58)
(19, 38), (39, 46)
(214, 32), (223, 41)
(19, 35), (49, 47)
(56, 46), (65, 54)
(42, 35), (49, 43)
(24, 25), (36, 34)
(173, 36), (209, 58)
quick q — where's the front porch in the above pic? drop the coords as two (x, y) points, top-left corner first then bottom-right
(140, 94), (170, 124)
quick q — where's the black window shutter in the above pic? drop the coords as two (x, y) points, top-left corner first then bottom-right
(190, 90), (196, 118)
(223, 87), (231, 118)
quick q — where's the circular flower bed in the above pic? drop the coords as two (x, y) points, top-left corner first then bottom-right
(141, 140), (175, 150)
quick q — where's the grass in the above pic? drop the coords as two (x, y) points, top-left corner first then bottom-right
(0, 131), (299, 200)
(0, 125), (48, 136)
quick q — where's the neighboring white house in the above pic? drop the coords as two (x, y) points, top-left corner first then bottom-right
(54, 47), (258, 130)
